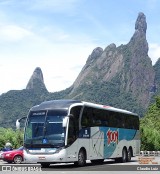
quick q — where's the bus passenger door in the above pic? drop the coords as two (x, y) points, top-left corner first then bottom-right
(66, 117), (79, 162)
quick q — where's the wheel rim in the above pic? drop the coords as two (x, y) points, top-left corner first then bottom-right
(127, 149), (131, 162)
(79, 152), (84, 163)
(14, 156), (22, 164)
(78, 150), (86, 166)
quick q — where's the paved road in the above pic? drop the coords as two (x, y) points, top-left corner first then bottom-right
(0, 156), (160, 173)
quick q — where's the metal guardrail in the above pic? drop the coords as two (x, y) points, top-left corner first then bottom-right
(140, 151), (160, 156)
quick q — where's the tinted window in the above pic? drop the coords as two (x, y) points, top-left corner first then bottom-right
(67, 106), (82, 145)
(81, 107), (93, 127)
(70, 106), (82, 131)
(81, 106), (139, 130)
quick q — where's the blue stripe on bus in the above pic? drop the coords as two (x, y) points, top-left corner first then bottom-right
(99, 127), (137, 158)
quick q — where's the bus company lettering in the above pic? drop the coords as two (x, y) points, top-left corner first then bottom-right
(107, 129), (119, 145)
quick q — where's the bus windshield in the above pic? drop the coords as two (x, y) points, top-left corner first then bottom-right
(24, 109), (67, 148)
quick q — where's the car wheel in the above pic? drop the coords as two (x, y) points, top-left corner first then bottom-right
(13, 155), (23, 164)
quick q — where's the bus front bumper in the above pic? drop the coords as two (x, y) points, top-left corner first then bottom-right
(24, 149), (67, 164)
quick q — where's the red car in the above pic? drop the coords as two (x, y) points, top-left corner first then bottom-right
(2, 146), (23, 164)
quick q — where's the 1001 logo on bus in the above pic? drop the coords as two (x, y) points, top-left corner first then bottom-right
(106, 129), (119, 145)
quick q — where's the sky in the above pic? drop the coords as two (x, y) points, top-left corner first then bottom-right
(0, 0), (160, 94)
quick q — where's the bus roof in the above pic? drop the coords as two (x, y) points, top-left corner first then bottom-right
(30, 99), (82, 111)
(30, 99), (137, 116)
(82, 101), (137, 116)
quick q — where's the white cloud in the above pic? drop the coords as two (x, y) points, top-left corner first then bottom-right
(0, 24), (33, 42)
(149, 43), (160, 65)
(28, 0), (81, 14)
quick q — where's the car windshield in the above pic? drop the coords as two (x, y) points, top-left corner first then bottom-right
(24, 109), (67, 148)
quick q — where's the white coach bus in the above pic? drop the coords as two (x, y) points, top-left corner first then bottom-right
(16, 99), (140, 167)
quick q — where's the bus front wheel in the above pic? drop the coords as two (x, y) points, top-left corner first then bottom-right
(74, 149), (86, 167)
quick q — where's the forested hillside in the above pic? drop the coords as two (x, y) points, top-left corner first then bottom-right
(140, 96), (160, 150)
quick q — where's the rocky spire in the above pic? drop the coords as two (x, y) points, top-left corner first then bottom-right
(129, 12), (148, 54)
(26, 67), (48, 91)
(135, 12), (147, 33)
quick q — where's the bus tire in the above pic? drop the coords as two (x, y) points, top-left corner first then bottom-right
(41, 163), (50, 168)
(74, 149), (86, 167)
(127, 148), (132, 162)
(121, 148), (127, 163)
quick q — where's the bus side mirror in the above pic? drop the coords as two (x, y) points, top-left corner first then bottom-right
(16, 119), (20, 129)
(63, 117), (69, 127)
(16, 117), (27, 129)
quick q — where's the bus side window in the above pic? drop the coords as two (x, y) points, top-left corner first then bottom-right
(70, 106), (82, 133)
(81, 107), (92, 128)
(82, 118), (87, 127)
(95, 120), (102, 126)
(81, 114), (90, 127)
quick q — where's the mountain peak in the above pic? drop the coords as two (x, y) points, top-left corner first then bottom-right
(68, 12), (155, 113)
(135, 12), (147, 33)
(129, 12), (148, 53)
(26, 67), (48, 91)
(86, 47), (103, 64)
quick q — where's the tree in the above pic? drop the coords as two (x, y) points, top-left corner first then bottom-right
(140, 96), (160, 150)
(0, 127), (23, 149)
